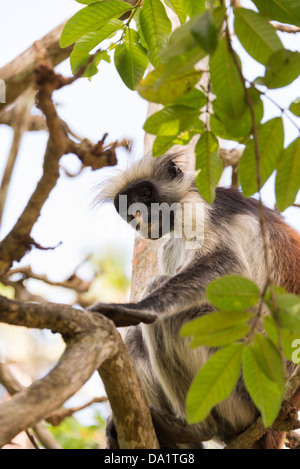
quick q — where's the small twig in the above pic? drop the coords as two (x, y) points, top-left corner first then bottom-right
(252, 84), (300, 136)
(6, 265), (92, 294)
(271, 22), (300, 34)
(46, 397), (108, 426)
(25, 430), (39, 449)
(0, 57), (121, 276)
(0, 89), (36, 225)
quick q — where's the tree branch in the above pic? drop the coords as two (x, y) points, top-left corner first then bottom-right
(0, 88), (36, 225)
(5, 265), (92, 294)
(46, 397), (108, 426)
(0, 59), (119, 277)
(0, 295), (159, 449)
(0, 23), (73, 112)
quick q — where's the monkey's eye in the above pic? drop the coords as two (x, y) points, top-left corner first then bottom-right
(168, 162), (182, 179)
(140, 187), (152, 198)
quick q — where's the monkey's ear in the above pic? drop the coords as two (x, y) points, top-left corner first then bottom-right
(171, 146), (196, 175)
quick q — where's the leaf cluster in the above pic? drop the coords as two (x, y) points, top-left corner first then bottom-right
(181, 276), (300, 428)
(61, 0), (300, 208)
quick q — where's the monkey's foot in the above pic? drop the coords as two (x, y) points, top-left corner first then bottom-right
(88, 302), (157, 327)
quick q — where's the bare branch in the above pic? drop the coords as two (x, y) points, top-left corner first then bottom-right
(0, 89), (36, 225)
(0, 363), (62, 449)
(0, 23), (73, 112)
(0, 60), (119, 277)
(6, 265), (92, 294)
(46, 397), (108, 426)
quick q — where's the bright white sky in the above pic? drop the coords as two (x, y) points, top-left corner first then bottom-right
(0, 0), (147, 299)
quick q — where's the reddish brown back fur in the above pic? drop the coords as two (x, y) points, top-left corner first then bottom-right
(268, 218), (300, 295)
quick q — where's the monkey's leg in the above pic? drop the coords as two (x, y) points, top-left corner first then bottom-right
(90, 248), (242, 325)
(150, 407), (206, 449)
(105, 408), (206, 449)
(105, 415), (119, 449)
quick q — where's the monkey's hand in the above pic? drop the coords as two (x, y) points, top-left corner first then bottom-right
(88, 302), (157, 327)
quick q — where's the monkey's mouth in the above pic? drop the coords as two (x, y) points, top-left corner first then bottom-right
(126, 206), (175, 239)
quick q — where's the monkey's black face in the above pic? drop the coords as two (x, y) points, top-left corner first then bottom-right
(114, 179), (177, 239)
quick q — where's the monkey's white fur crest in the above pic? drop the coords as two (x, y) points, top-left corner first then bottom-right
(96, 151), (195, 205)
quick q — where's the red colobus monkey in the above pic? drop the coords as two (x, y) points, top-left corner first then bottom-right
(90, 152), (300, 449)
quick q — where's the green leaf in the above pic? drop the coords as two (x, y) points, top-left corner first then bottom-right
(134, 8), (149, 50)
(194, 131), (222, 204)
(186, 343), (244, 424)
(173, 88), (206, 109)
(191, 10), (218, 55)
(263, 50), (300, 89)
(144, 105), (200, 136)
(60, 0), (132, 47)
(264, 316), (299, 362)
(114, 29), (149, 90)
(242, 345), (282, 428)
(152, 135), (179, 157)
(136, 68), (202, 105)
(239, 117), (284, 197)
(181, 310), (252, 347)
(164, 0), (187, 24)
(70, 19), (123, 73)
(210, 37), (247, 120)
(234, 8), (282, 65)
(162, 16), (200, 60)
(266, 293), (300, 333)
(252, 334), (285, 394)
(206, 275), (260, 312)
(189, 325), (250, 348)
(276, 138), (300, 211)
(211, 88), (264, 141)
(182, 0), (206, 17)
(139, 0), (172, 68)
(181, 311), (253, 337)
(251, 0), (300, 28)
(289, 98), (300, 117)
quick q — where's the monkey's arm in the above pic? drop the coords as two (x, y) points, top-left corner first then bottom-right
(90, 248), (241, 326)
(136, 248), (240, 314)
